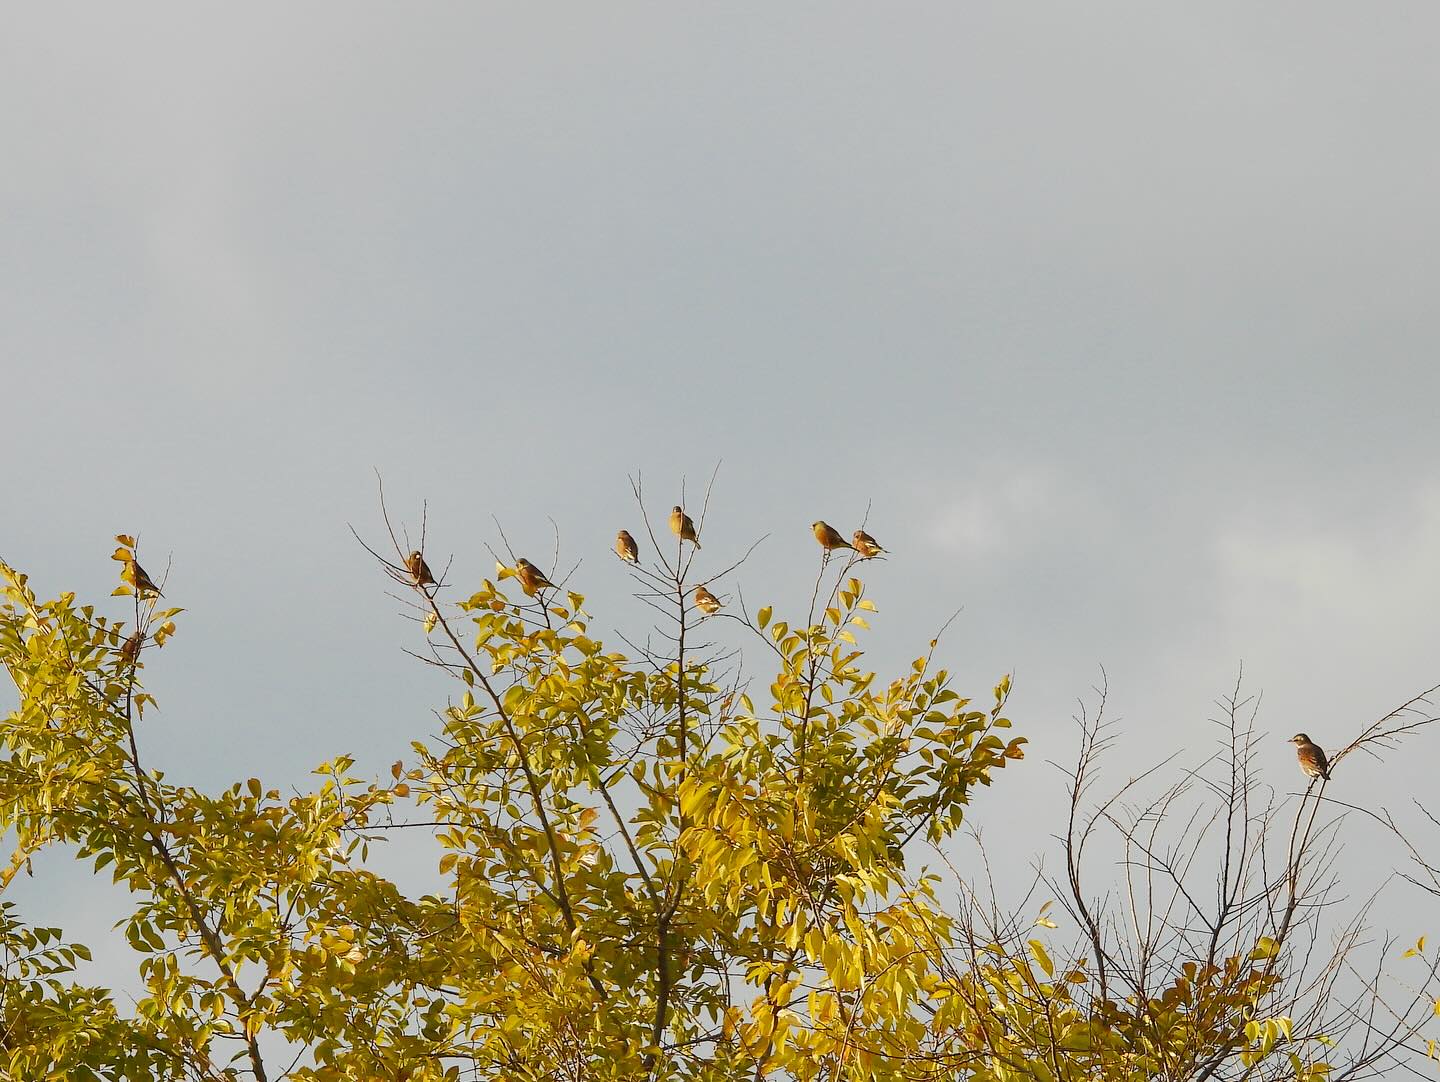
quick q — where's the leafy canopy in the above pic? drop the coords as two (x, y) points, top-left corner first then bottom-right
(0, 519), (1365, 1081)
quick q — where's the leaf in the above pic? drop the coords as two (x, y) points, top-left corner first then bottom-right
(1252, 937), (1280, 960)
(757, 606), (772, 630)
(1028, 939), (1054, 977)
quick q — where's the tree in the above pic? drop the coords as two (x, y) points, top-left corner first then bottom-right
(1, 486), (1438, 1081)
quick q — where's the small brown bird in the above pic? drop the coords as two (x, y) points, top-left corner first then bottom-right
(1289, 733), (1331, 781)
(615, 530), (639, 563)
(119, 630), (143, 665)
(670, 506), (700, 548)
(127, 558), (163, 598)
(515, 558), (557, 595)
(811, 521), (854, 553)
(693, 585), (722, 615)
(852, 529), (886, 558)
(406, 551), (436, 587)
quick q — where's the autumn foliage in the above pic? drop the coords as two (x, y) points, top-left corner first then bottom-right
(1, 502), (1436, 1080)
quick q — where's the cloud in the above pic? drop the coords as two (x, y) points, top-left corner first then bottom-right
(1213, 481), (1440, 626)
(921, 467), (1067, 559)
(1196, 479), (1440, 745)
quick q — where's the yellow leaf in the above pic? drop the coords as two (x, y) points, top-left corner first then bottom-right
(1028, 939), (1054, 977)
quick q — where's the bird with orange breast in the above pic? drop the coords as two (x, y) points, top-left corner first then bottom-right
(127, 558), (163, 599)
(119, 630), (144, 666)
(811, 521), (853, 553)
(852, 529), (886, 558)
(515, 558), (557, 595)
(670, 506), (700, 548)
(693, 585), (722, 615)
(406, 551), (436, 588)
(1289, 733), (1331, 781)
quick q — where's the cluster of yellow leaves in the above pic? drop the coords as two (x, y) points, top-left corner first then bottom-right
(0, 556), (1349, 1081)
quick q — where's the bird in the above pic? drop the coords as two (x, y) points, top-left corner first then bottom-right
(852, 529), (886, 558)
(615, 530), (639, 563)
(693, 585), (722, 615)
(127, 558), (163, 599)
(515, 558), (557, 595)
(406, 551), (436, 587)
(670, 506), (700, 548)
(811, 521), (854, 553)
(1289, 733), (1331, 781)
(119, 630), (143, 665)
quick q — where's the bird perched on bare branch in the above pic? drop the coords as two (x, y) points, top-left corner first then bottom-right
(615, 530), (639, 563)
(515, 558), (557, 595)
(811, 521), (853, 553)
(1289, 733), (1331, 781)
(406, 551), (436, 588)
(852, 530), (886, 558)
(693, 585), (722, 615)
(127, 558), (163, 599)
(119, 631), (143, 666)
(670, 506), (700, 548)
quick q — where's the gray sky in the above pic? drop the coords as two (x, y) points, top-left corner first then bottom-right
(4, 0), (1439, 1039)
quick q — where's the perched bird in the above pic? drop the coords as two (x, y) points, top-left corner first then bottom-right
(515, 558), (557, 595)
(811, 521), (854, 553)
(615, 530), (639, 563)
(406, 550), (436, 587)
(119, 630), (143, 665)
(852, 529), (886, 558)
(693, 585), (722, 615)
(127, 558), (163, 598)
(670, 506), (700, 548)
(1289, 733), (1331, 781)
